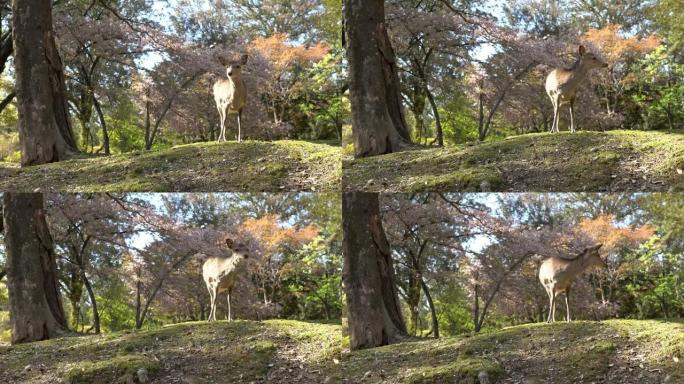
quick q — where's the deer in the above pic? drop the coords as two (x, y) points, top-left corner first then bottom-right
(202, 238), (250, 321)
(538, 243), (606, 323)
(213, 54), (248, 143)
(546, 45), (608, 133)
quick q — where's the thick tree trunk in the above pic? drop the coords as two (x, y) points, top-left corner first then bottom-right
(12, 0), (78, 166)
(343, 192), (407, 350)
(344, 0), (411, 157)
(3, 193), (68, 344)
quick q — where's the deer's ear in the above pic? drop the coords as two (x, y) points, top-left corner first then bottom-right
(594, 243), (603, 250)
(578, 45), (586, 56)
(225, 238), (234, 248)
(240, 54), (249, 65)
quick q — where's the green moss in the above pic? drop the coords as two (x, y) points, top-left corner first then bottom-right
(414, 168), (504, 191)
(64, 354), (160, 384)
(345, 130), (684, 192)
(0, 140), (341, 192)
(408, 358), (502, 384)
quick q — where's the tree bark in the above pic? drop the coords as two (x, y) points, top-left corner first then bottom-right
(81, 270), (100, 334)
(0, 90), (14, 113)
(3, 193), (69, 344)
(344, 0), (411, 158)
(425, 86), (443, 146)
(12, 0), (78, 166)
(0, 26), (12, 75)
(419, 275), (439, 338)
(343, 192), (407, 350)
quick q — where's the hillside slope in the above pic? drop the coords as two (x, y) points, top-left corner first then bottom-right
(1, 319), (682, 383)
(344, 130), (684, 192)
(0, 140), (341, 192)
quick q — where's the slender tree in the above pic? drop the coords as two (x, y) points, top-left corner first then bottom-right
(343, 0), (411, 157)
(12, 0), (78, 166)
(342, 192), (407, 349)
(3, 193), (69, 344)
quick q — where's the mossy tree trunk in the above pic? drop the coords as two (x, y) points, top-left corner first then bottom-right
(3, 193), (69, 344)
(344, 0), (411, 158)
(343, 192), (407, 350)
(12, 0), (78, 166)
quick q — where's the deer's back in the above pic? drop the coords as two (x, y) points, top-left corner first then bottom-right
(539, 256), (571, 283)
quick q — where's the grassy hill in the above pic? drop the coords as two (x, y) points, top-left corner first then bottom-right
(344, 130), (684, 192)
(1, 319), (682, 383)
(0, 140), (341, 192)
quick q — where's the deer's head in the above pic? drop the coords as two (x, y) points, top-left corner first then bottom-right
(225, 238), (250, 260)
(219, 54), (248, 79)
(581, 243), (606, 269)
(578, 45), (608, 70)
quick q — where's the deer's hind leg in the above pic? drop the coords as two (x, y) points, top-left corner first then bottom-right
(554, 95), (563, 133)
(549, 94), (560, 133)
(545, 286), (554, 323)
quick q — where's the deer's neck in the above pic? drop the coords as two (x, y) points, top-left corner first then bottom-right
(219, 254), (244, 274)
(564, 61), (591, 89)
(563, 255), (593, 279)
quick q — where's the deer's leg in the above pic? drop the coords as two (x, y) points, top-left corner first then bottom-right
(206, 282), (215, 321)
(569, 98), (576, 133)
(237, 110), (242, 143)
(216, 105), (223, 143)
(220, 106), (227, 142)
(227, 291), (232, 321)
(551, 292), (557, 322)
(553, 97), (561, 133)
(208, 284), (216, 321)
(546, 287), (553, 323)
(565, 286), (571, 322)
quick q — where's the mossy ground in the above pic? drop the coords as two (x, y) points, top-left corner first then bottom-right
(0, 140), (341, 192)
(1, 319), (682, 383)
(344, 130), (684, 192)
(0, 320), (344, 384)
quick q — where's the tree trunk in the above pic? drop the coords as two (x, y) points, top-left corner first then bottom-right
(344, 0), (411, 157)
(419, 276), (439, 338)
(82, 270), (100, 334)
(0, 90), (14, 113)
(425, 86), (443, 146)
(92, 94), (110, 155)
(343, 192), (407, 350)
(12, 0), (78, 166)
(3, 193), (68, 344)
(67, 268), (84, 329)
(406, 273), (421, 335)
(0, 26), (13, 75)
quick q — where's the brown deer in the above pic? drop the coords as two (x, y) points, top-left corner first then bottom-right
(214, 54), (248, 143)
(202, 238), (250, 321)
(546, 45), (608, 133)
(538, 243), (606, 322)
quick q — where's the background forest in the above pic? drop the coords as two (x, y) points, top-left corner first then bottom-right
(381, 0), (683, 145)
(381, 193), (684, 337)
(0, 0), (347, 161)
(0, 193), (342, 340)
